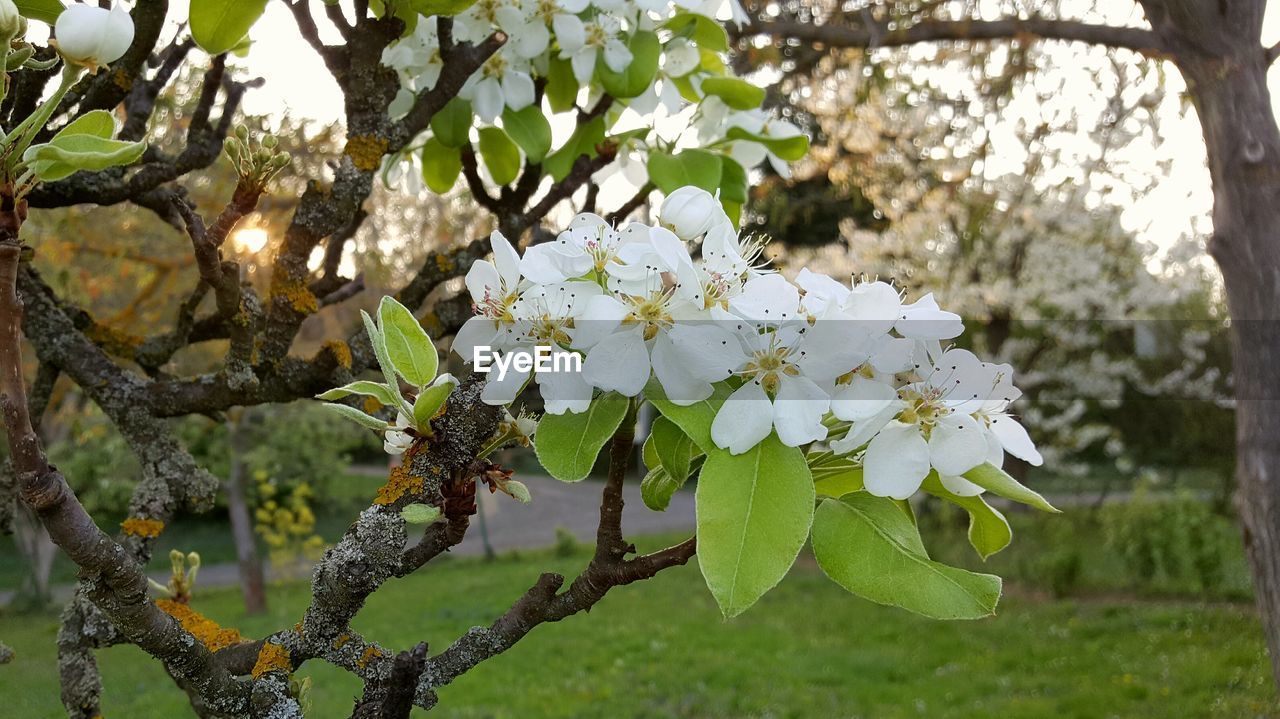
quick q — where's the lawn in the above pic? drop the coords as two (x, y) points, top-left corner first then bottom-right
(1, 535), (1274, 718)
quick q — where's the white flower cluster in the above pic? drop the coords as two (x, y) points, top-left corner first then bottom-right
(453, 186), (1044, 500)
(380, 0), (805, 191)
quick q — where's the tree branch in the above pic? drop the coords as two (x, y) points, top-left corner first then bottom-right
(744, 16), (1166, 56)
(1, 244), (251, 715)
(411, 403), (696, 707)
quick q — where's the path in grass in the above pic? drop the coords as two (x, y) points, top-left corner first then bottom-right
(0, 473), (697, 605)
(0, 537), (1273, 718)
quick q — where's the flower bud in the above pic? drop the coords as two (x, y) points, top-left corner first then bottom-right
(0, 0), (23, 45)
(54, 4), (134, 69)
(659, 186), (728, 240)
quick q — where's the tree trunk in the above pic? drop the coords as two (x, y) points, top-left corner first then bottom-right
(1175, 20), (1280, 688)
(226, 409), (267, 615)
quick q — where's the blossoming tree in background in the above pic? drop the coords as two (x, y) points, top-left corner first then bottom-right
(0, 1), (1050, 716)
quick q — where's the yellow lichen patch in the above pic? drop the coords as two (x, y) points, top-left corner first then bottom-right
(121, 517), (165, 538)
(321, 340), (352, 369)
(251, 641), (292, 678)
(269, 279), (319, 315)
(113, 68), (133, 91)
(374, 464), (424, 506)
(333, 633), (352, 650)
(344, 135), (389, 172)
(434, 252), (455, 273)
(362, 396), (383, 415)
(356, 645), (384, 669)
(420, 310), (443, 338)
(156, 599), (243, 652)
(86, 323), (143, 360)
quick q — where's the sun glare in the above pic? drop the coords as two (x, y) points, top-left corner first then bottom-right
(232, 228), (270, 253)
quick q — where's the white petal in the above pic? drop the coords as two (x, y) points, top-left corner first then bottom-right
(553, 13), (586, 51)
(512, 22), (550, 58)
(602, 38), (633, 72)
(989, 414), (1043, 466)
(794, 318), (870, 384)
(651, 333), (713, 405)
(772, 375), (830, 448)
(928, 413), (987, 477)
(729, 274), (800, 322)
(473, 77), (504, 123)
(829, 403), (898, 454)
(490, 230), (522, 290)
(480, 351), (533, 405)
(570, 46), (597, 84)
(537, 364), (595, 414)
(868, 336), (916, 374)
(863, 422), (931, 500)
(581, 327), (650, 396)
(465, 259), (502, 303)
(665, 323), (747, 382)
(830, 376), (897, 421)
(572, 294), (629, 349)
(502, 71), (536, 111)
(452, 316), (498, 362)
(710, 381), (774, 454)
(521, 243), (590, 283)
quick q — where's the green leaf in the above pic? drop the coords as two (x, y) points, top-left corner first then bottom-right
(534, 393), (630, 482)
(648, 416), (697, 481)
(316, 381), (398, 406)
(421, 137), (461, 194)
(645, 379), (734, 454)
(721, 199), (741, 228)
(15, 0), (65, 24)
(190, 0), (269, 55)
(430, 98), (472, 149)
(501, 106), (553, 164)
(477, 127), (521, 186)
(807, 452), (865, 498)
(412, 378), (456, 429)
(665, 12), (729, 51)
(599, 31), (660, 99)
(812, 494), (1002, 620)
(646, 149), (723, 194)
(719, 156), (748, 204)
(27, 135), (146, 182)
(546, 57), (579, 113)
(543, 115), (604, 182)
(323, 403), (391, 431)
(51, 110), (116, 141)
(701, 77), (766, 110)
(361, 310), (409, 414)
(641, 466), (682, 512)
(377, 296), (439, 388)
(922, 474), (1012, 560)
(697, 434), (814, 617)
(537, 114), (601, 180)
(724, 127), (810, 162)
(962, 462), (1059, 513)
(401, 503), (442, 524)
(409, 0), (478, 16)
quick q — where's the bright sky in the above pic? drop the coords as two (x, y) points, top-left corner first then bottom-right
(89, 3), (1280, 261)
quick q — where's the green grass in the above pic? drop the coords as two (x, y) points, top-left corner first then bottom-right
(1, 536), (1274, 718)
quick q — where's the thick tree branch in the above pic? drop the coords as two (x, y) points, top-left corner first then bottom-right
(745, 16), (1166, 56)
(1, 244), (251, 716)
